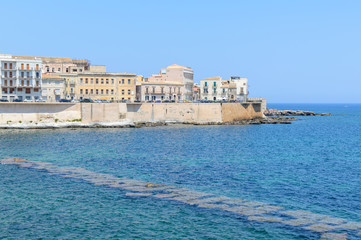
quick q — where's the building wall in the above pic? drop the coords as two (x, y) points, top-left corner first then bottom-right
(41, 77), (65, 102)
(62, 73), (136, 101)
(146, 64), (194, 101)
(139, 83), (185, 102)
(200, 77), (248, 102)
(0, 55), (42, 101)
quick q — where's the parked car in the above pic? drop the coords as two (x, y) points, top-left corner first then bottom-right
(154, 100), (161, 103)
(0, 99), (9, 102)
(23, 99), (33, 102)
(162, 100), (170, 103)
(60, 99), (71, 102)
(13, 99), (23, 102)
(35, 99), (46, 102)
(80, 98), (94, 103)
(134, 100), (141, 103)
(101, 100), (110, 103)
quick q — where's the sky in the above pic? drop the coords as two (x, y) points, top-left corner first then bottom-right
(0, 0), (360, 103)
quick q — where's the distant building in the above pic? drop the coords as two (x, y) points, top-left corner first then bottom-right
(144, 64), (194, 101)
(41, 74), (65, 102)
(200, 76), (248, 102)
(13, 55), (90, 74)
(0, 54), (42, 101)
(61, 72), (137, 101)
(192, 84), (200, 101)
(139, 81), (184, 102)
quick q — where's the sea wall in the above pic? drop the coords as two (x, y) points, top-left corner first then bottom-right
(0, 103), (81, 124)
(0, 102), (263, 124)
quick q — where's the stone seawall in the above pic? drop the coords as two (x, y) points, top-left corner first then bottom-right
(0, 102), (264, 125)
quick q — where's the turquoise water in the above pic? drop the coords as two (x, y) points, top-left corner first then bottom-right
(0, 104), (360, 239)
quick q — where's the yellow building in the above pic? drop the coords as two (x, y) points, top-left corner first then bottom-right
(61, 72), (137, 101)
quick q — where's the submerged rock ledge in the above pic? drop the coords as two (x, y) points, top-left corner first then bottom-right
(0, 117), (296, 129)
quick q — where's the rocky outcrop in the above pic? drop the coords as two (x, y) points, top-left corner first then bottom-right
(265, 109), (333, 117)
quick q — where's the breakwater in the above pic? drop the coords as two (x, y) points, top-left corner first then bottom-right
(0, 102), (264, 127)
(1, 157), (360, 240)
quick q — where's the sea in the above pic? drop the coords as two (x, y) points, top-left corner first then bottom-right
(0, 103), (360, 239)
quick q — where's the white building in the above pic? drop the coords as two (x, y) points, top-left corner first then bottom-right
(200, 76), (248, 102)
(0, 54), (42, 101)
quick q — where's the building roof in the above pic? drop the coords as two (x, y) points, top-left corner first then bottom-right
(13, 56), (73, 62)
(142, 81), (183, 86)
(166, 64), (192, 70)
(201, 76), (222, 81)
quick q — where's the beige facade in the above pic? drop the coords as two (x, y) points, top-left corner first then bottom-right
(62, 72), (137, 101)
(200, 76), (248, 102)
(145, 64), (194, 101)
(41, 74), (65, 102)
(139, 81), (185, 102)
(13, 56), (89, 74)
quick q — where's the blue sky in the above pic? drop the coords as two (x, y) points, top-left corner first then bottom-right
(1, 0), (360, 103)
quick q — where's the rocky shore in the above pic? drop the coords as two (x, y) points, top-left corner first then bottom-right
(265, 109), (333, 116)
(0, 117), (297, 129)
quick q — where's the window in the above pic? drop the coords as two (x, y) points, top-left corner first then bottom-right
(128, 89), (130, 94)
(21, 64), (24, 70)
(145, 88), (149, 94)
(111, 79), (114, 84)
(101, 89), (104, 94)
(85, 89), (88, 94)
(27, 80), (30, 86)
(58, 68), (61, 72)
(213, 82), (216, 86)
(26, 72), (30, 77)
(111, 89), (114, 94)
(90, 89), (93, 94)
(96, 78), (99, 84)
(96, 89), (99, 94)
(91, 78), (93, 84)
(214, 88), (216, 93)
(128, 79), (131, 84)
(36, 72), (39, 78)
(66, 68), (69, 73)
(79, 69), (82, 72)
(101, 79), (104, 84)
(4, 63), (7, 69)
(10, 63), (13, 69)
(80, 78), (83, 84)
(36, 64), (39, 70)
(205, 82), (207, 87)
(106, 89), (109, 94)
(122, 89), (124, 95)
(26, 88), (31, 94)
(106, 79), (109, 84)
(52, 68), (54, 72)
(223, 88), (225, 93)
(204, 88), (208, 93)
(80, 89), (83, 94)
(85, 78), (88, 84)
(122, 79), (124, 84)
(47, 67), (49, 72)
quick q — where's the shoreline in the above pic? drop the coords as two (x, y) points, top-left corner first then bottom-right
(0, 117), (296, 130)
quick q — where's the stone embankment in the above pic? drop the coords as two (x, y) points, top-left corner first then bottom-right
(265, 109), (333, 117)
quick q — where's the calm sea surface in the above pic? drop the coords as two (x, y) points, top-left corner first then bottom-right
(0, 103), (360, 239)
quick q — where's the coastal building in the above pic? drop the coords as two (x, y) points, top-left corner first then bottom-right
(0, 54), (42, 101)
(145, 64), (194, 101)
(13, 55), (90, 74)
(139, 81), (184, 102)
(200, 76), (248, 102)
(41, 74), (65, 102)
(61, 72), (137, 101)
(192, 84), (200, 101)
